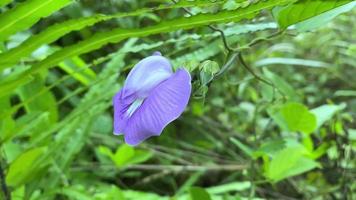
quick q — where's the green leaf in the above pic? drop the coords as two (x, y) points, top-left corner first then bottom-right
(94, 185), (126, 200)
(280, 102), (317, 134)
(273, 0), (353, 29)
(253, 139), (286, 158)
(17, 74), (58, 123)
(283, 157), (320, 179)
(266, 147), (319, 182)
(207, 181), (251, 194)
(59, 187), (93, 200)
(98, 146), (115, 158)
(127, 150), (153, 165)
(0, 0), (72, 42)
(58, 56), (96, 86)
(262, 68), (301, 102)
(113, 144), (135, 167)
(176, 172), (204, 195)
(335, 90), (356, 97)
(0, 0), (228, 70)
(8, 0), (294, 88)
(0, 96), (15, 142)
(199, 60), (220, 85)
(311, 104), (346, 129)
(255, 57), (331, 68)
(112, 144), (153, 167)
(6, 146), (47, 187)
(189, 187), (212, 200)
(295, 2), (356, 31)
(0, 71), (34, 99)
(0, 14), (110, 69)
(230, 137), (254, 158)
(0, 0), (12, 7)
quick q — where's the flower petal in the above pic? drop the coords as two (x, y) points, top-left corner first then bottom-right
(124, 68), (191, 146)
(113, 89), (135, 135)
(123, 54), (173, 98)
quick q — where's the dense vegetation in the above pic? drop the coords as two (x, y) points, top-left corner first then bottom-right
(0, 0), (355, 199)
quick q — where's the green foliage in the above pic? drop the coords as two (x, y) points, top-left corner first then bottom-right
(311, 104), (346, 129)
(0, 0), (72, 41)
(99, 144), (153, 168)
(295, 2), (356, 31)
(0, 0), (355, 199)
(189, 187), (212, 200)
(0, 14), (111, 69)
(0, 0), (12, 8)
(6, 147), (48, 187)
(280, 102), (317, 134)
(0, 0), (293, 92)
(266, 147), (320, 182)
(273, 0), (353, 29)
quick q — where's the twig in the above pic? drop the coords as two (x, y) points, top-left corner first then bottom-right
(171, 0), (284, 93)
(238, 52), (273, 87)
(171, 0), (234, 52)
(71, 164), (247, 172)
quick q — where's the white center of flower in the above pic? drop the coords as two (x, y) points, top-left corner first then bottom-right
(126, 98), (145, 117)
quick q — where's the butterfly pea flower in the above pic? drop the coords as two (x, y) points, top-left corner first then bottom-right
(113, 52), (191, 146)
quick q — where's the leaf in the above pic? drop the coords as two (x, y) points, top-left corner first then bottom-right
(59, 188), (93, 200)
(94, 185), (126, 200)
(0, 0), (12, 7)
(262, 68), (301, 102)
(0, 71), (34, 99)
(113, 144), (135, 167)
(311, 104), (346, 129)
(348, 129), (356, 140)
(98, 146), (114, 158)
(207, 181), (251, 194)
(189, 187), (212, 200)
(254, 57), (331, 68)
(273, 0), (353, 29)
(0, 0), (228, 70)
(6, 147), (47, 187)
(280, 102), (317, 134)
(12, 112), (51, 141)
(283, 157), (320, 179)
(266, 147), (319, 182)
(127, 150), (153, 165)
(17, 74), (58, 123)
(0, 96), (15, 142)
(0, 14), (110, 69)
(295, 2), (356, 31)
(230, 137), (254, 157)
(253, 139), (286, 158)
(0, 0), (72, 42)
(123, 190), (168, 200)
(112, 144), (153, 167)
(9, 0), (294, 88)
(199, 60), (220, 85)
(176, 172), (204, 195)
(58, 56), (96, 86)
(335, 90), (356, 97)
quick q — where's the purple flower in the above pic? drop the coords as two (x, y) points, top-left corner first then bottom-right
(113, 52), (191, 146)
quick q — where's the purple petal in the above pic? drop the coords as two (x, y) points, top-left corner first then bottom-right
(113, 90), (135, 135)
(123, 68), (191, 146)
(123, 54), (173, 98)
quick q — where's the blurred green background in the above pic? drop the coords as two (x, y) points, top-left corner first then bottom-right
(0, 0), (355, 199)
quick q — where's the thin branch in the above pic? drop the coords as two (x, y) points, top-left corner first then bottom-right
(171, 0), (234, 52)
(238, 52), (273, 87)
(71, 164), (248, 172)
